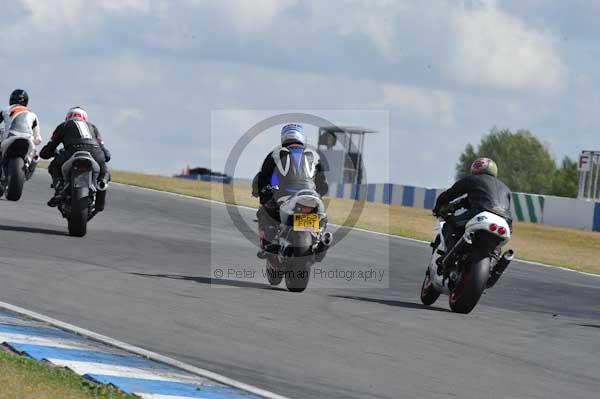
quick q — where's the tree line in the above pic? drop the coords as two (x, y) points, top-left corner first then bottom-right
(456, 128), (578, 197)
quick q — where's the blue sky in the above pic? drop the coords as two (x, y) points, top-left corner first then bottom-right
(1, 0), (598, 187)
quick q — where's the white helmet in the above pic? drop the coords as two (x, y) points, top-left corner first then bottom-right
(471, 157), (498, 177)
(281, 123), (305, 146)
(65, 106), (88, 121)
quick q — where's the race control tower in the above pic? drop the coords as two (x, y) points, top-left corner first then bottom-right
(317, 125), (377, 185)
(577, 150), (600, 200)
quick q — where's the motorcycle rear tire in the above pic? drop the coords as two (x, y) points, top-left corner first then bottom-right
(284, 232), (312, 293)
(285, 257), (310, 293)
(449, 254), (490, 314)
(68, 188), (90, 237)
(5, 157), (25, 201)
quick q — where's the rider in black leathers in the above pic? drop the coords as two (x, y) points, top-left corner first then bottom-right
(253, 123), (328, 255)
(40, 107), (110, 207)
(433, 157), (512, 250)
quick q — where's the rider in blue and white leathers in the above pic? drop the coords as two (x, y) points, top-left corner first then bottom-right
(253, 124), (328, 254)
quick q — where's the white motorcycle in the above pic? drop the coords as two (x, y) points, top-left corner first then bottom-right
(259, 186), (333, 292)
(0, 129), (38, 201)
(420, 204), (515, 314)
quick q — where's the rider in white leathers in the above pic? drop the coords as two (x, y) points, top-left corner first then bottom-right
(0, 90), (42, 151)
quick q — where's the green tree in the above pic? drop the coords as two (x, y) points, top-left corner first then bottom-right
(456, 128), (557, 194)
(551, 156), (578, 198)
(456, 143), (478, 179)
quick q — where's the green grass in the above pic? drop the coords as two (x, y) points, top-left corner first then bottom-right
(0, 349), (136, 399)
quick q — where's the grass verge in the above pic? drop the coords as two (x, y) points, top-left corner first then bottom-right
(0, 348), (135, 399)
(36, 163), (600, 275)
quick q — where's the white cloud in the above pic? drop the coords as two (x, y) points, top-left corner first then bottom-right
(373, 84), (456, 127)
(88, 56), (164, 91)
(99, 0), (155, 13)
(112, 108), (144, 127)
(301, 0), (406, 61)
(1, 0), (594, 187)
(213, 0), (298, 36)
(447, 1), (567, 92)
(328, 0), (402, 60)
(7, 0), (160, 50)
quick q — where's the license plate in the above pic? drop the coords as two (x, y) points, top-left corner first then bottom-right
(73, 172), (90, 188)
(293, 214), (320, 232)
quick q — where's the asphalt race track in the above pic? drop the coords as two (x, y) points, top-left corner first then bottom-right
(1, 174), (599, 399)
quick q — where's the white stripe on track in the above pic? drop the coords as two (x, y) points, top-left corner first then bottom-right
(0, 301), (290, 399)
(46, 360), (205, 384)
(0, 315), (47, 327)
(0, 333), (90, 350)
(136, 394), (197, 399)
(112, 182), (600, 278)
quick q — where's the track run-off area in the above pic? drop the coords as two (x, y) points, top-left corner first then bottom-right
(0, 174), (599, 399)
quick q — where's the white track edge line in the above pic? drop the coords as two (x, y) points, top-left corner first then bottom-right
(113, 182), (600, 278)
(0, 301), (291, 399)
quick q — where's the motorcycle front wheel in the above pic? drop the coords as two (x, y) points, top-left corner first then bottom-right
(420, 269), (441, 306)
(266, 258), (283, 286)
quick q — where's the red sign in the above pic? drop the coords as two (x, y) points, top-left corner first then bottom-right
(579, 153), (591, 172)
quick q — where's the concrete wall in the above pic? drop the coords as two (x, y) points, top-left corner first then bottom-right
(543, 196), (597, 230)
(332, 183), (600, 232)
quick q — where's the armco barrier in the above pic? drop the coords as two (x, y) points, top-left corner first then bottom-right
(511, 193), (545, 223)
(333, 183), (600, 232)
(336, 184), (440, 209)
(176, 174), (232, 184)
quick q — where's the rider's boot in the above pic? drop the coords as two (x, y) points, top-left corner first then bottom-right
(256, 223), (279, 258)
(47, 177), (64, 207)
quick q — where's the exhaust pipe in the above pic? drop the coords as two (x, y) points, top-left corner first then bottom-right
(315, 231), (333, 262)
(322, 231), (333, 247)
(487, 250), (515, 288)
(97, 180), (109, 191)
(441, 234), (472, 269)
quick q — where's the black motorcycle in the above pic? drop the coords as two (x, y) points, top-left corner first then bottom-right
(56, 151), (108, 237)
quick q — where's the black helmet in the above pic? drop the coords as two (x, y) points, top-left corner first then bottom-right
(9, 89), (28, 106)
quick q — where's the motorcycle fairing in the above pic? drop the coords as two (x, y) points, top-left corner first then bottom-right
(61, 151), (101, 191)
(429, 211), (511, 293)
(465, 211), (511, 242)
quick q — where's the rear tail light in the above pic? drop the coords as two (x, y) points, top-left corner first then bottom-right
(498, 227), (507, 235)
(72, 160), (91, 172)
(488, 223), (498, 232)
(297, 206), (315, 214)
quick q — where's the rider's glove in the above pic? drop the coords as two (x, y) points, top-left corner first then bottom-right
(433, 204), (448, 217)
(259, 185), (279, 205)
(259, 187), (272, 205)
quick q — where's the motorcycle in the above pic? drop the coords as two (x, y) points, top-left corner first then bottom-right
(0, 129), (38, 201)
(56, 151), (108, 237)
(420, 203), (515, 314)
(259, 186), (333, 292)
